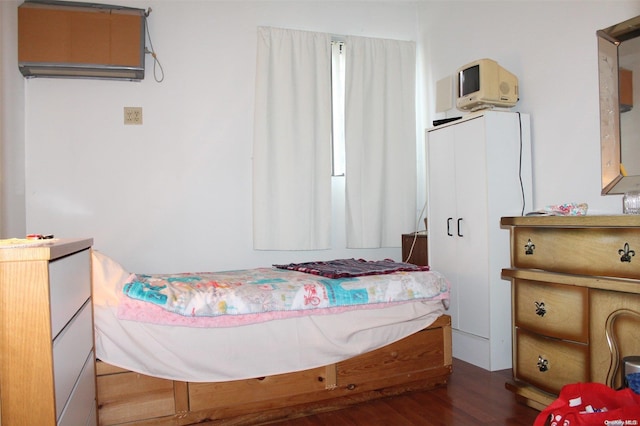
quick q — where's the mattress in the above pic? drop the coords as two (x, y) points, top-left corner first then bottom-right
(92, 250), (449, 383)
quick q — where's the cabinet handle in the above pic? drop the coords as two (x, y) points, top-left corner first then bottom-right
(535, 301), (546, 317)
(525, 239), (535, 255)
(618, 242), (636, 263)
(457, 218), (463, 237)
(447, 218), (453, 236)
(537, 356), (549, 372)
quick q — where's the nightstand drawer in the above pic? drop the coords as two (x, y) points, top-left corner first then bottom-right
(58, 352), (96, 426)
(53, 300), (94, 419)
(515, 328), (589, 395)
(50, 248), (91, 338)
(514, 279), (589, 343)
(512, 227), (640, 279)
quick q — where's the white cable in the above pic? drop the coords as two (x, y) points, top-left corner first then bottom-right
(403, 200), (428, 263)
(144, 10), (165, 83)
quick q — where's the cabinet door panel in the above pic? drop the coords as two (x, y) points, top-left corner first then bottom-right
(453, 118), (490, 338)
(427, 116), (490, 338)
(427, 126), (459, 328)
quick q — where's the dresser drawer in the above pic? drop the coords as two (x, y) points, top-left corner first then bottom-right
(50, 248), (91, 338)
(58, 352), (96, 426)
(53, 300), (94, 419)
(512, 227), (640, 279)
(514, 279), (589, 343)
(337, 326), (445, 389)
(515, 328), (589, 394)
(189, 366), (329, 414)
(97, 367), (176, 425)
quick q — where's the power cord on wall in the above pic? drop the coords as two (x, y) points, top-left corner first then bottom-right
(144, 9), (165, 83)
(403, 200), (428, 263)
(517, 112), (526, 216)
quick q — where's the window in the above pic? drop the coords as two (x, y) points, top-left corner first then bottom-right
(331, 40), (346, 176)
(254, 28), (416, 250)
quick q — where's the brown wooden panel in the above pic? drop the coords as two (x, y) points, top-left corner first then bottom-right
(97, 371), (176, 425)
(96, 360), (129, 376)
(501, 215), (640, 228)
(18, 7), (71, 63)
(402, 233), (428, 266)
(590, 289), (640, 388)
(189, 366), (328, 413)
(513, 227), (640, 279)
(337, 326), (445, 386)
(18, 4), (143, 67)
(0, 260), (57, 425)
(515, 328), (589, 395)
(110, 14), (143, 66)
(69, 11), (111, 64)
(514, 278), (589, 343)
(95, 316), (452, 425)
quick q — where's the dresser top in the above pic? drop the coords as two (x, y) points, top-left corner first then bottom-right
(501, 215), (640, 227)
(0, 238), (92, 262)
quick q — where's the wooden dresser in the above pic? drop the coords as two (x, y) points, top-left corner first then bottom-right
(501, 216), (640, 410)
(0, 238), (96, 425)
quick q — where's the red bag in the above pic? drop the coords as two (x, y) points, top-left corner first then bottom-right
(534, 382), (640, 426)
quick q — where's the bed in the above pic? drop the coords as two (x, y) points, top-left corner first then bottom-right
(91, 251), (453, 426)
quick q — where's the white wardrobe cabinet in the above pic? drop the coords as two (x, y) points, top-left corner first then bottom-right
(426, 111), (532, 371)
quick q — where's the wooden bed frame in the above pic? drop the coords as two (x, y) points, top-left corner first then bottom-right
(96, 314), (452, 425)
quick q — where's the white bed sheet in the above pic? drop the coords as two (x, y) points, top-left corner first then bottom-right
(92, 251), (447, 383)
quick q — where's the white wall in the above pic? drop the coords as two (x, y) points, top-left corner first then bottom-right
(0, 0), (25, 238)
(6, 0), (640, 273)
(21, 1), (421, 272)
(420, 0), (640, 215)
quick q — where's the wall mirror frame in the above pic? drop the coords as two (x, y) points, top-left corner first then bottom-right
(598, 15), (640, 195)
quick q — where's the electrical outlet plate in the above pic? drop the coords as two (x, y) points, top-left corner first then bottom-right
(124, 107), (143, 125)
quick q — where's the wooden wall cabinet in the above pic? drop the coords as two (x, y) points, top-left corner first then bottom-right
(0, 239), (96, 425)
(18, 2), (146, 80)
(501, 216), (640, 410)
(426, 111), (532, 371)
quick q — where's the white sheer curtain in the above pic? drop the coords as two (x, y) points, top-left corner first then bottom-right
(344, 36), (417, 248)
(252, 27), (333, 250)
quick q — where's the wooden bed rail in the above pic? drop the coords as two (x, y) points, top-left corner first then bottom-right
(96, 315), (452, 426)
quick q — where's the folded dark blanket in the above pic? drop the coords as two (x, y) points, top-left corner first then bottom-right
(273, 258), (429, 279)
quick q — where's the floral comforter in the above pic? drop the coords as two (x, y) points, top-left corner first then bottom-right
(122, 265), (449, 318)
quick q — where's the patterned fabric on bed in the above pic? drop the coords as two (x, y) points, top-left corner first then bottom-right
(273, 258), (429, 278)
(122, 266), (449, 318)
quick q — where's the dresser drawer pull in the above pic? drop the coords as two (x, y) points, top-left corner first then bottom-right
(534, 301), (546, 317)
(618, 242), (636, 263)
(524, 238), (535, 255)
(537, 356), (549, 372)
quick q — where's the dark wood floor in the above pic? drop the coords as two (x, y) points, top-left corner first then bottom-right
(271, 358), (542, 425)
